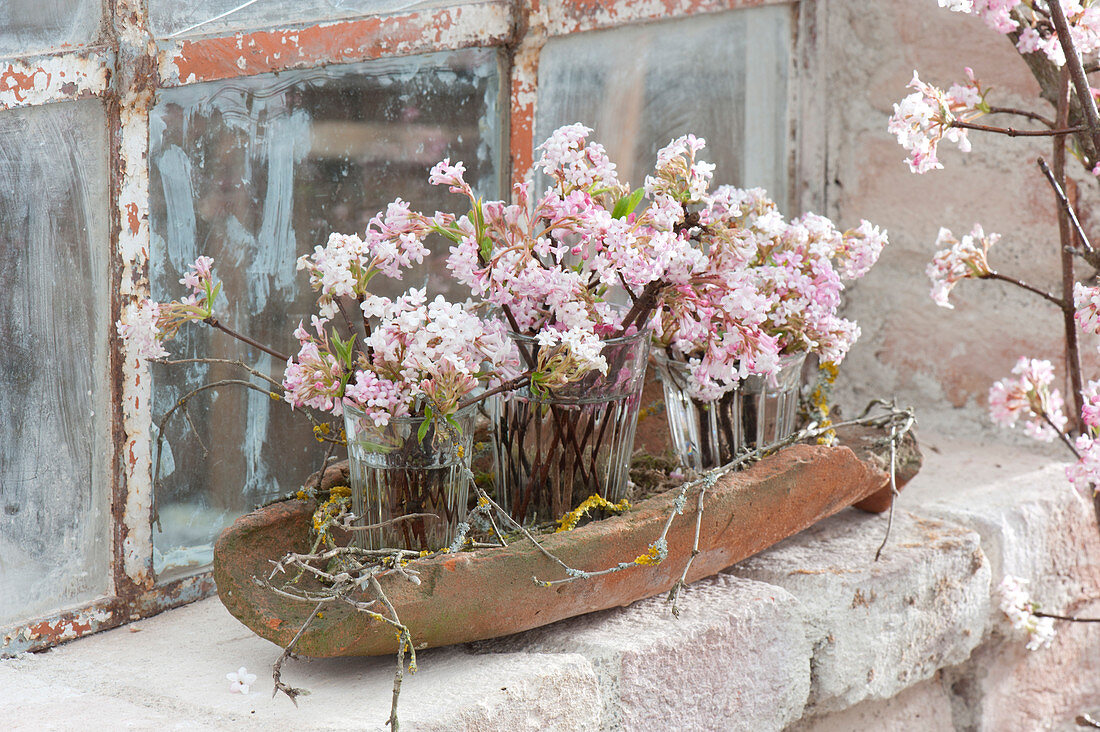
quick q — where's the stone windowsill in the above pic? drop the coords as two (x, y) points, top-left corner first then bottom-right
(2, 433), (1099, 731)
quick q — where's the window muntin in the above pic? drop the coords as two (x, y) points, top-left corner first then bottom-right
(149, 0), (446, 39)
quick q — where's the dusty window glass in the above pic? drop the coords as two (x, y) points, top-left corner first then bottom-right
(0, 0), (103, 57)
(0, 100), (111, 626)
(149, 0), (446, 38)
(148, 48), (503, 579)
(536, 6), (792, 203)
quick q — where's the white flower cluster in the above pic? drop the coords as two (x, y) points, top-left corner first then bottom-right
(998, 575), (1056, 651)
(926, 224), (997, 308)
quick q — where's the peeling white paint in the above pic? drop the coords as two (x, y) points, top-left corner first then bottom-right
(116, 2), (157, 588)
(0, 51), (111, 110)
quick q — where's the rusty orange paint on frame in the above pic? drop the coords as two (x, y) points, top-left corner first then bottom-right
(164, 5), (512, 86)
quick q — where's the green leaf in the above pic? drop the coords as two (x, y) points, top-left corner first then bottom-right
(418, 406), (433, 444)
(612, 188), (646, 219)
(331, 333), (357, 367)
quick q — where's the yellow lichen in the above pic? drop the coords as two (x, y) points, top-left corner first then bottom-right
(810, 361), (839, 446)
(633, 543), (664, 565)
(555, 494), (631, 533)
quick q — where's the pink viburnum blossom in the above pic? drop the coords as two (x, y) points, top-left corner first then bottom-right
(926, 224), (998, 308)
(1074, 282), (1100, 334)
(998, 575), (1056, 651)
(297, 202), (433, 318)
(115, 256), (226, 360)
(116, 299), (169, 360)
(645, 134), (715, 203)
(226, 666), (257, 694)
(888, 69), (986, 173)
(988, 357), (1069, 442)
(534, 124), (622, 194)
(650, 185), (885, 399)
(940, 1), (1100, 66)
(282, 287), (519, 421)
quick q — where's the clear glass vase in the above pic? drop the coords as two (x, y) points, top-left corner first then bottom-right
(343, 403), (476, 551)
(653, 351), (806, 471)
(490, 329), (650, 526)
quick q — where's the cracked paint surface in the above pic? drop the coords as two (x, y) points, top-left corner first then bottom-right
(0, 51), (112, 110)
(549, 0), (786, 34)
(158, 2), (511, 86)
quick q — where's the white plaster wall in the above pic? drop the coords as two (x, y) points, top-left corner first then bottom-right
(822, 0), (1100, 435)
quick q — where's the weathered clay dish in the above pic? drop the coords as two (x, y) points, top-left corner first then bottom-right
(214, 425), (920, 657)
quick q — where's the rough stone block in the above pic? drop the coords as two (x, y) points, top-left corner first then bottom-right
(475, 574), (811, 731)
(0, 598), (602, 731)
(913, 463), (1100, 622)
(795, 675), (955, 731)
(730, 508), (989, 713)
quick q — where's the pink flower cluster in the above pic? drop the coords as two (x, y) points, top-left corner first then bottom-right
(296, 201), (432, 319)
(438, 128), (888, 403)
(927, 224), (998, 308)
(282, 288), (518, 424)
(115, 256), (222, 360)
(888, 69), (986, 173)
(998, 574), (1056, 651)
(940, 1), (1100, 66)
(650, 182), (886, 400)
(116, 299), (168, 361)
(1068, 381), (1100, 491)
(282, 316), (352, 416)
(988, 357), (1068, 442)
(125, 125), (890, 433)
(1074, 282), (1100, 334)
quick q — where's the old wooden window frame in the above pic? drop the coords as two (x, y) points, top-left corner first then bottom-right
(0, 0), (823, 654)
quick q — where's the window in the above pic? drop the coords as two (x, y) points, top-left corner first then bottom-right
(0, 0), (814, 654)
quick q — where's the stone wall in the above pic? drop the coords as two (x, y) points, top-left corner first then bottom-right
(823, 0), (1100, 434)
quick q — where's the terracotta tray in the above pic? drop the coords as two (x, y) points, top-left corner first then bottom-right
(213, 425), (921, 657)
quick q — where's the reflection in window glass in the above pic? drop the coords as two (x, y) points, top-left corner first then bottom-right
(536, 6), (792, 205)
(148, 48), (503, 579)
(0, 100), (110, 626)
(149, 0), (445, 38)
(0, 0), (102, 57)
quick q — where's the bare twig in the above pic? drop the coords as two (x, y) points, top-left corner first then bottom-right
(342, 513), (441, 532)
(987, 105), (1056, 128)
(1037, 157), (1095, 255)
(151, 357), (282, 387)
(456, 372), (533, 411)
(950, 120), (1086, 137)
(984, 271), (1065, 308)
(272, 601), (324, 706)
(668, 482), (707, 616)
(1034, 610), (1100, 623)
(1047, 0), (1100, 153)
(368, 574), (415, 731)
(874, 410), (913, 562)
(202, 316), (289, 361)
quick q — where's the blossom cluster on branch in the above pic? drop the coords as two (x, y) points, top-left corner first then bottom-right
(940, 0), (1100, 66)
(892, 2), (1100, 617)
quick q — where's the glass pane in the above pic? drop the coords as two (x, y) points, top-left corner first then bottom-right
(150, 0), (448, 39)
(148, 48), (503, 579)
(0, 0), (102, 57)
(536, 6), (792, 205)
(0, 100), (111, 627)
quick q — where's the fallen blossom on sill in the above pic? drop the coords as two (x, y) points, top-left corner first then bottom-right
(227, 666), (257, 694)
